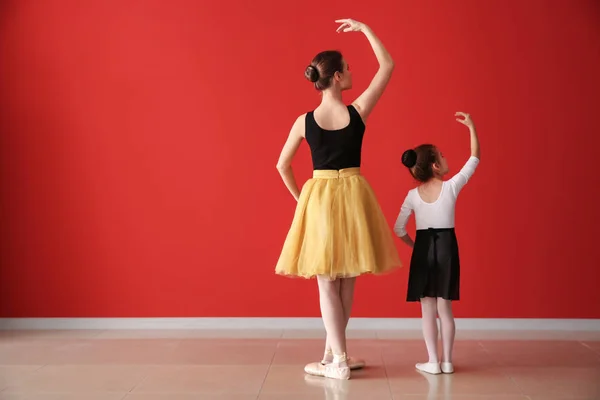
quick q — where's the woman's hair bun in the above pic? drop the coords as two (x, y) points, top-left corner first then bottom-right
(304, 65), (320, 83)
(401, 149), (418, 168)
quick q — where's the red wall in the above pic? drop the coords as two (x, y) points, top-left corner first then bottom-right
(1, 0), (599, 319)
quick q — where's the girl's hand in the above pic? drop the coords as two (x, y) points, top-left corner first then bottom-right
(455, 112), (480, 159)
(335, 19), (365, 33)
(455, 112), (475, 129)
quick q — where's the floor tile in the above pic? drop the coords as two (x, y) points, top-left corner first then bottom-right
(2, 365), (148, 393)
(168, 339), (277, 365)
(387, 368), (522, 396)
(51, 339), (180, 364)
(96, 329), (283, 339)
(132, 365), (269, 394)
(502, 366), (600, 398)
(0, 366), (43, 391)
(481, 341), (600, 367)
(0, 394), (126, 400)
(124, 394), (257, 400)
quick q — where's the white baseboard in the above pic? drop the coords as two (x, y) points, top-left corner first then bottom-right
(0, 318), (599, 331)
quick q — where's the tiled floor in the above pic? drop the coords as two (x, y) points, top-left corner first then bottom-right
(0, 330), (599, 399)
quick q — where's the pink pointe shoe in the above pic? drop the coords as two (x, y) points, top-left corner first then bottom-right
(305, 353), (351, 380)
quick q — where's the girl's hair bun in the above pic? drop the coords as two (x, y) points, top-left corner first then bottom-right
(401, 149), (417, 168)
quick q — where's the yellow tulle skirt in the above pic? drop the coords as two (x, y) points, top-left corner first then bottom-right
(275, 168), (402, 279)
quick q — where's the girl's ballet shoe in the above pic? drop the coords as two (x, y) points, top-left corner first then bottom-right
(416, 362), (442, 375)
(441, 362), (454, 374)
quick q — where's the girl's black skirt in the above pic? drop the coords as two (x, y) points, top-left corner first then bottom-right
(407, 227), (460, 302)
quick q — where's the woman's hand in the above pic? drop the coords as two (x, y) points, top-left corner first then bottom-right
(335, 19), (366, 33)
(340, 20), (394, 123)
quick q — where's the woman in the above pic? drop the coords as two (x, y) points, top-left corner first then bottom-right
(275, 18), (401, 380)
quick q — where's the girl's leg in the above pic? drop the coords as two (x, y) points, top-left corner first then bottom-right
(437, 297), (455, 371)
(421, 297), (439, 363)
(415, 297), (442, 374)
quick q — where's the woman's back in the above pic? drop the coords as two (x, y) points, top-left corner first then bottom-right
(305, 105), (366, 171)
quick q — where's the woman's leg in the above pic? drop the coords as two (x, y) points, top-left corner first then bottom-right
(323, 277), (356, 360)
(317, 276), (348, 366)
(304, 276), (351, 379)
(437, 297), (456, 365)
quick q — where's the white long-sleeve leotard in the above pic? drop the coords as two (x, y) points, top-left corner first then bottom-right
(394, 156), (480, 237)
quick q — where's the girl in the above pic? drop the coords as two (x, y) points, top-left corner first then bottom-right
(275, 18), (402, 380)
(394, 112), (480, 375)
